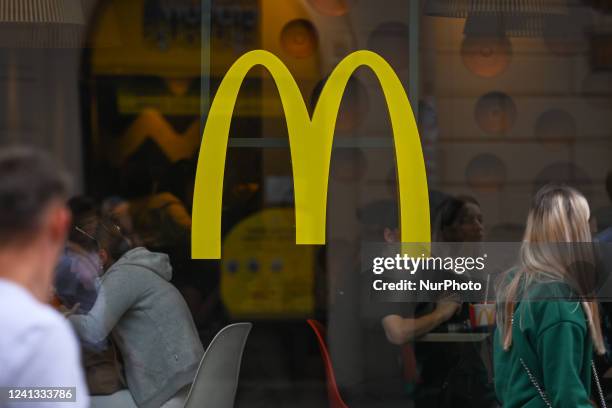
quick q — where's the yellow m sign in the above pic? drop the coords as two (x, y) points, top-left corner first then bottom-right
(192, 50), (430, 259)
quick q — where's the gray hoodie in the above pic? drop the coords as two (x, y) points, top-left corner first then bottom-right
(70, 247), (204, 408)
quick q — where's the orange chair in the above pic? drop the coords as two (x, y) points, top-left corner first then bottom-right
(306, 319), (349, 408)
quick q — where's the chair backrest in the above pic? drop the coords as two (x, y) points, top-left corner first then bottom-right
(306, 319), (349, 408)
(183, 322), (252, 408)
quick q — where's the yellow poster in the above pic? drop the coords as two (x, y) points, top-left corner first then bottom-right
(221, 208), (315, 318)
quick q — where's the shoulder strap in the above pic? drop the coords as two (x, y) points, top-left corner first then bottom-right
(520, 358), (606, 408)
(520, 357), (552, 407)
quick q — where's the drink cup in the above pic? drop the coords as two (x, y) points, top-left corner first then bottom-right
(469, 303), (496, 328)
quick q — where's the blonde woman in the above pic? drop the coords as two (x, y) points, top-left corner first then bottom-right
(494, 184), (606, 407)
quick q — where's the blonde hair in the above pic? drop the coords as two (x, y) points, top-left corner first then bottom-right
(497, 184), (605, 355)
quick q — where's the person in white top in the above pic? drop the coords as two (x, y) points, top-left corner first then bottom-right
(0, 147), (89, 408)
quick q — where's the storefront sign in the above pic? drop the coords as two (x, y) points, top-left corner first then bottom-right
(192, 50), (430, 259)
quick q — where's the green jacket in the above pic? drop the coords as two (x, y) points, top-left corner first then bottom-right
(493, 282), (593, 407)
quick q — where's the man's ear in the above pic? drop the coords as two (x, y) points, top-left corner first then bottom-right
(383, 227), (400, 243)
(47, 203), (71, 243)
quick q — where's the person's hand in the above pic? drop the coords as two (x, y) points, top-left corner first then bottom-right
(58, 303), (80, 318)
(434, 295), (461, 323)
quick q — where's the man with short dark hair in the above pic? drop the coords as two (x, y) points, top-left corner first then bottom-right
(0, 147), (89, 407)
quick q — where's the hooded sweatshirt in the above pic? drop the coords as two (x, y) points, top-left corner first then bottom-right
(69, 247), (204, 408)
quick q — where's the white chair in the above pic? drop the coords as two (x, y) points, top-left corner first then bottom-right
(183, 322), (252, 408)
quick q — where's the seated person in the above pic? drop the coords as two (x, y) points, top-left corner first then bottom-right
(421, 196), (494, 408)
(55, 197), (101, 315)
(68, 219), (204, 408)
(327, 200), (460, 408)
(56, 204), (127, 396)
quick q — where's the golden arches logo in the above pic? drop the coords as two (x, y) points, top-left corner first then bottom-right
(192, 50), (430, 259)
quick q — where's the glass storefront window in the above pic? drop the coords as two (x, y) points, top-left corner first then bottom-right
(3, 0), (612, 406)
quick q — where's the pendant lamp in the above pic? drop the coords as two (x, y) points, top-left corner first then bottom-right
(426, 0), (567, 18)
(425, 0), (569, 37)
(0, 0), (85, 48)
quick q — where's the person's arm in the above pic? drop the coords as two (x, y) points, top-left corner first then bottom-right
(68, 269), (141, 345)
(382, 299), (460, 345)
(538, 321), (593, 408)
